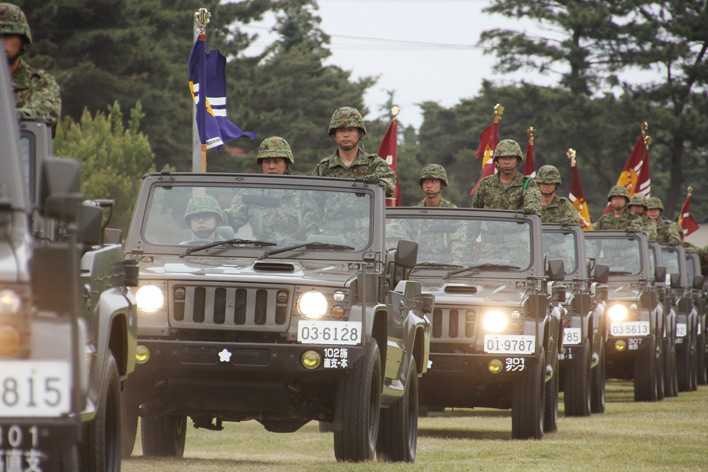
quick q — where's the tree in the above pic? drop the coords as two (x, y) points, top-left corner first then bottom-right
(53, 101), (155, 232)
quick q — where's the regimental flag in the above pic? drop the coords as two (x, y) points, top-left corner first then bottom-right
(603, 126), (651, 214)
(378, 115), (400, 207)
(523, 127), (536, 178)
(678, 187), (699, 237)
(470, 115), (500, 195)
(567, 149), (592, 230)
(188, 34), (256, 151)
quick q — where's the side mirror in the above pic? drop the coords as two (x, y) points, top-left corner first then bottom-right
(654, 266), (666, 283)
(38, 158), (82, 222)
(594, 264), (610, 284)
(395, 240), (418, 269)
(546, 258), (565, 281)
(670, 273), (681, 289)
(104, 228), (123, 245)
(693, 274), (705, 291)
(77, 203), (103, 246)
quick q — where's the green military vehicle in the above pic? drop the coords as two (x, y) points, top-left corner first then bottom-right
(0, 64), (137, 471)
(121, 172), (431, 462)
(385, 208), (564, 439)
(685, 251), (706, 384)
(585, 230), (666, 401)
(542, 224), (608, 416)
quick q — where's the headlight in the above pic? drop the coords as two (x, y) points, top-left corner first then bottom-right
(608, 304), (628, 322)
(298, 291), (328, 319)
(483, 310), (508, 332)
(0, 290), (22, 315)
(136, 285), (165, 313)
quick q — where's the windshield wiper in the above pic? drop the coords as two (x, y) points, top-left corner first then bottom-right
(181, 238), (277, 257)
(446, 263), (520, 279)
(260, 241), (354, 260)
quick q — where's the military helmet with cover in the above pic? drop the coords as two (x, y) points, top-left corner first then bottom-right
(328, 107), (366, 136)
(184, 195), (224, 225)
(646, 197), (664, 211)
(256, 136), (294, 164)
(0, 3), (32, 45)
(494, 139), (523, 162)
(536, 165), (562, 185)
(628, 194), (648, 209)
(418, 163), (449, 186)
(607, 185), (630, 202)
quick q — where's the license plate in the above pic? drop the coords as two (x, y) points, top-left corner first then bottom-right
(0, 361), (71, 417)
(484, 335), (535, 354)
(676, 323), (687, 338)
(610, 321), (650, 337)
(297, 321), (361, 345)
(563, 328), (582, 345)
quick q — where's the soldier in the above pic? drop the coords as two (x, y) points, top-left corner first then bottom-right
(184, 195), (225, 242)
(1, 3), (60, 127)
(417, 164), (456, 207)
(470, 138), (541, 213)
(256, 136), (293, 175)
(536, 164), (578, 224)
(593, 186), (644, 231)
(646, 197), (682, 245)
(627, 194), (657, 240)
(312, 106), (396, 196)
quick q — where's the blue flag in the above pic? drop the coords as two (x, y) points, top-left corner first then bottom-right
(188, 35), (256, 151)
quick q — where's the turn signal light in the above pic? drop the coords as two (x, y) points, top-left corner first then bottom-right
(0, 325), (21, 356)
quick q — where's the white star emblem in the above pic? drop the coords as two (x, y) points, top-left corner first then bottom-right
(218, 348), (232, 363)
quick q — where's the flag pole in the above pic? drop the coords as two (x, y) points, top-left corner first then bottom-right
(193, 8), (211, 173)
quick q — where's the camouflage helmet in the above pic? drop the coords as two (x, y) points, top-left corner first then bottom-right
(494, 139), (523, 161)
(536, 165), (562, 185)
(256, 136), (293, 164)
(628, 194), (648, 209)
(0, 3), (32, 45)
(607, 185), (630, 202)
(646, 197), (664, 211)
(184, 195), (224, 225)
(418, 163), (449, 186)
(328, 107), (366, 136)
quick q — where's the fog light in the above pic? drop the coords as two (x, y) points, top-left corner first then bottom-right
(331, 306), (345, 319)
(614, 340), (627, 352)
(488, 359), (503, 374)
(136, 345), (150, 364)
(301, 350), (321, 369)
(0, 325), (21, 356)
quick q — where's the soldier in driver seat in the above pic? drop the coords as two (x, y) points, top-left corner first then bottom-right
(184, 195), (226, 242)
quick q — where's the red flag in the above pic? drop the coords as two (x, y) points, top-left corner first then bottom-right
(603, 128), (651, 214)
(567, 149), (592, 230)
(377, 117), (400, 206)
(523, 134), (536, 178)
(470, 116), (500, 195)
(678, 188), (699, 237)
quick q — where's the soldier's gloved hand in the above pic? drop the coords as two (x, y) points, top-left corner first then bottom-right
(523, 207), (537, 215)
(363, 174), (380, 184)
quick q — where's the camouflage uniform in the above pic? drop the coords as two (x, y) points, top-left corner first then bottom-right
(416, 197), (455, 208)
(646, 197), (681, 244)
(226, 190), (306, 245)
(627, 195), (657, 240)
(1, 3), (61, 127)
(401, 219), (466, 265)
(593, 186), (645, 232)
(312, 107), (396, 197)
(535, 165), (578, 224)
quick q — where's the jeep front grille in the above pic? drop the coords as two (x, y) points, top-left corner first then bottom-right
(170, 284), (290, 331)
(432, 307), (476, 340)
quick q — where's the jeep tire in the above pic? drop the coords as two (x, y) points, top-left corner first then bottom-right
(377, 359), (418, 462)
(121, 394), (139, 458)
(543, 347), (558, 433)
(141, 412), (187, 457)
(565, 341), (591, 417)
(634, 338), (658, 402)
(511, 350), (545, 440)
(590, 341), (606, 413)
(334, 341), (382, 462)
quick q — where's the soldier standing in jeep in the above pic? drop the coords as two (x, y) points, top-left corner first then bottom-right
(417, 164), (456, 208)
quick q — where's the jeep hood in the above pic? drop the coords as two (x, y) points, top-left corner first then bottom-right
(421, 281), (526, 307)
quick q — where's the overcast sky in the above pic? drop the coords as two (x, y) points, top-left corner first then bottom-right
(240, 0), (556, 129)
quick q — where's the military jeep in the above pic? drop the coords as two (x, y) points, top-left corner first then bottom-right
(0, 62), (137, 472)
(685, 251), (707, 385)
(122, 172), (431, 462)
(542, 224), (608, 416)
(385, 208), (563, 439)
(585, 230), (666, 401)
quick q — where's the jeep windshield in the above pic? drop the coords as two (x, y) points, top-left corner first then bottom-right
(585, 237), (642, 276)
(541, 231), (578, 275)
(386, 216), (532, 272)
(141, 182), (373, 252)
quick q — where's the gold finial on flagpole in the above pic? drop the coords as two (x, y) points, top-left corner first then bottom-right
(494, 103), (505, 118)
(527, 126), (536, 142)
(566, 148), (577, 167)
(644, 135), (652, 150)
(687, 186), (693, 195)
(194, 8), (211, 34)
(640, 121), (648, 133)
(390, 106), (400, 118)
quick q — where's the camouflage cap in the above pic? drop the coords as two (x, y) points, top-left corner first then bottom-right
(0, 3), (31, 44)
(607, 185), (630, 202)
(184, 195), (224, 225)
(494, 139), (523, 161)
(646, 196), (664, 211)
(536, 165), (562, 185)
(628, 194), (648, 209)
(328, 107), (366, 136)
(256, 136), (293, 164)
(419, 163), (449, 186)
